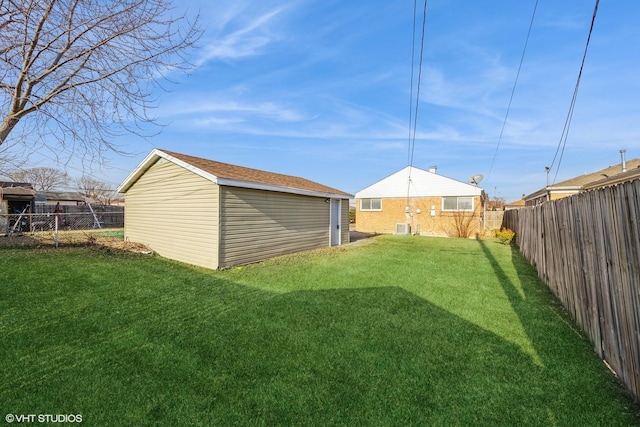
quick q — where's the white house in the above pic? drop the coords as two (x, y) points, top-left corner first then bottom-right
(355, 166), (484, 237)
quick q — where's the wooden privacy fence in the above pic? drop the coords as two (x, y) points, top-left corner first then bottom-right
(483, 210), (504, 231)
(503, 180), (640, 404)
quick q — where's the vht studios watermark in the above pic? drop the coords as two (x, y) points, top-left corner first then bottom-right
(5, 414), (82, 423)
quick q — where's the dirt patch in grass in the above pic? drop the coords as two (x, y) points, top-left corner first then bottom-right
(0, 229), (153, 254)
(90, 236), (153, 254)
(0, 234), (40, 247)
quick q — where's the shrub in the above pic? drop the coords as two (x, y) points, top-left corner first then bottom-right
(450, 211), (477, 238)
(495, 228), (515, 245)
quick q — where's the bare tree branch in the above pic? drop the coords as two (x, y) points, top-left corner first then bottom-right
(8, 166), (70, 191)
(0, 0), (202, 163)
(76, 175), (118, 204)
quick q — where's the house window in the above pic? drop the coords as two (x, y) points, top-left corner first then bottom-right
(360, 198), (382, 211)
(442, 196), (474, 211)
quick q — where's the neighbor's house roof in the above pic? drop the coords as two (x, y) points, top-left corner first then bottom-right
(118, 149), (352, 199)
(355, 166), (483, 199)
(0, 181), (36, 198)
(37, 191), (86, 203)
(524, 159), (640, 203)
(582, 165), (640, 190)
(505, 199), (526, 210)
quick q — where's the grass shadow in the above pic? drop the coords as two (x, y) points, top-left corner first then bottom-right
(2, 243), (639, 425)
(476, 239), (640, 424)
(169, 286), (553, 425)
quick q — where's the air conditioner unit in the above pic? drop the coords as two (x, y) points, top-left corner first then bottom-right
(395, 223), (411, 235)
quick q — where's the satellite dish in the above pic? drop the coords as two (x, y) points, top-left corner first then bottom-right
(468, 174), (484, 185)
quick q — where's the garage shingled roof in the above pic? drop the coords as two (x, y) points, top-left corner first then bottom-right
(118, 149), (352, 199)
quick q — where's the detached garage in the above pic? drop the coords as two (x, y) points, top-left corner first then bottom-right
(118, 149), (352, 269)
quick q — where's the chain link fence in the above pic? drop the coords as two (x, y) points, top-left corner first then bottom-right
(1, 206), (124, 247)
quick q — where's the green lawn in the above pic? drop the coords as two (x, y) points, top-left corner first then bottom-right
(1, 236), (638, 426)
(92, 230), (125, 239)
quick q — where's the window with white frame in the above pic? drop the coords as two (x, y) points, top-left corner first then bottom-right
(442, 196), (474, 211)
(360, 198), (382, 211)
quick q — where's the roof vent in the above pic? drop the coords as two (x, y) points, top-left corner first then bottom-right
(428, 165), (437, 174)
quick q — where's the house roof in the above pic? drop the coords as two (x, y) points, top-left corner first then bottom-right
(524, 159), (640, 201)
(36, 191), (86, 202)
(583, 165), (640, 190)
(118, 149), (352, 199)
(505, 199), (526, 209)
(0, 181), (36, 197)
(354, 166), (483, 199)
(554, 159), (640, 188)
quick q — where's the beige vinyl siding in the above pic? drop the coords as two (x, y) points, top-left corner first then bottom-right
(0, 201), (7, 232)
(341, 200), (350, 244)
(124, 159), (219, 269)
(220, 187), (329, 267)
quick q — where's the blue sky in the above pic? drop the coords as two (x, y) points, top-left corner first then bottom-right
(15, 0), (640, 202)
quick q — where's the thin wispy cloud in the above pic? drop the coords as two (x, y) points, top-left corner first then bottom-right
(539, 17), (587, 31)
(169, 99), (312, 123)
(64, 0), (640, 200)
(198, 7), (288, 62)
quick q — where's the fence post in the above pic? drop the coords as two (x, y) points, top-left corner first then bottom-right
(54, 215), (59, 248)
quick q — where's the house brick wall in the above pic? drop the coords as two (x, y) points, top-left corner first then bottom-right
(550, 192), (575, 201)
(356, 196), (484, 237)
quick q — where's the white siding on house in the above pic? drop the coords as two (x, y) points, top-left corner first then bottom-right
(219, 187), (330, 267)
(124, 159), (219, 269)
(356, 166), (482, 198)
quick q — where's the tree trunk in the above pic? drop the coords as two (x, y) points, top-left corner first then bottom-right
(0, 116), (20, 146)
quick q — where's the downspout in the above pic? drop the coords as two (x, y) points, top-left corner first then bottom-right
(482, 192), (486, 234)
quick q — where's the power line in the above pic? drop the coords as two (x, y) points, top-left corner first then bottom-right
(486, 0), (539, 182)
(406, 0), (428, 203)
(408, 0), (428, 170)
(549, 0), (600, 184)
(407, 0), (417, 166)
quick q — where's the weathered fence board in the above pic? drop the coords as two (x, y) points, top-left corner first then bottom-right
(483, 210), (504, 231)
(503, 180), (640, 404)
